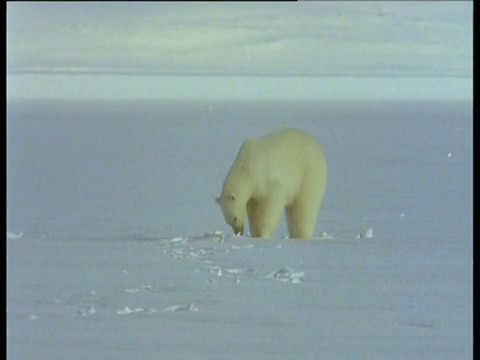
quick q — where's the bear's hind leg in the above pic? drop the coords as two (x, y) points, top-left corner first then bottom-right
(285, 205), (296, 238)
(286, 199), (320, 239)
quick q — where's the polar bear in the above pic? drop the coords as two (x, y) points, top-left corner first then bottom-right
(215, 127), (327, 239)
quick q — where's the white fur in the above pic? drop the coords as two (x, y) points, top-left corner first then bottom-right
(216, 127), (327, 239)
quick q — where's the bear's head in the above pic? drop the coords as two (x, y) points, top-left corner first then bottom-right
(215, 193), (245, 236)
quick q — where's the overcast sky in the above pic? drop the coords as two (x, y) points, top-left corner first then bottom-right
(6, 2), (473, 100)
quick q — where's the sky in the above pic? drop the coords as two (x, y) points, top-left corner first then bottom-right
(6, 2), (473, 100)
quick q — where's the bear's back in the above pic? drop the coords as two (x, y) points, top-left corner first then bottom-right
(258, 127), (323, 164)
(249, 127), (325, 187)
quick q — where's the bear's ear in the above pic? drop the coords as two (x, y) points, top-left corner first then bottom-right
(215, 197), (221, 204)
(229, 193), (237, 201)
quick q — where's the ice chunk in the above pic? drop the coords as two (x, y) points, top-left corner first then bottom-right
(318, 231), (333, 240)
(355, 228), (373, 239)
(207, 265), (222, 276)
(225, 268), (244, 274)
(77, 305), (96, 316)
(274, 267), (295, 279)
(265, 267), (306, 283)
(117, 306), (144, 315)
(186, 303), (199, 312)
(170, 237), (184, 244)
(7, 232), (23, 239)
(264, 266), (305, 284)
(162, 305), (181, 312)
(365, 228), (373, 238)
(124, 288), (140, 293)
(162, 303), (198, 312)
(291, 277), (302, 284)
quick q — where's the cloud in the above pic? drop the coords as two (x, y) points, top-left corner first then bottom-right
(7, 2), (472, 78)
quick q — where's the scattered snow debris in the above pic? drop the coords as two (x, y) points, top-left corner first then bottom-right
(276, 245), (283, 249)
(318, 231), (333, 240)
(231, 245), (241, 250)
(171, 248), (188, 260)
(447, 152), (452, 158)
(7, 232), (23, 239)
(400, 213), (405, 218)
(29, 315), (38, 320)
(213, 230), (223, 236)
(117, 306), (144, 315)
(354, 233), (362, 239)
(123, 270), (128, 274)
(189, 251), (201, 259)
(170, 237), (184, 244)
(244, 244), (254, 250)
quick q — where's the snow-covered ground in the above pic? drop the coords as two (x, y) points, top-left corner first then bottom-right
(7, 99), (472, 359)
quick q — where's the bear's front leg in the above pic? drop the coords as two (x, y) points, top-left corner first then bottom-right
(252, 196), (284, 238)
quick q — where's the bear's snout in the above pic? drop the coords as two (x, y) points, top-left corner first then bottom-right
(233, 225), (244, 236)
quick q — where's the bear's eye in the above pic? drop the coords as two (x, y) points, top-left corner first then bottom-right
(232, 217), (237, 222)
